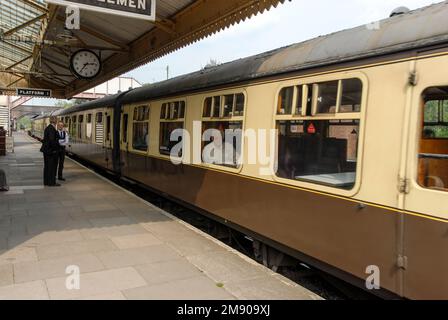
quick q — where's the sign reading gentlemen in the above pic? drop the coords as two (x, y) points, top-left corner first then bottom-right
(46, 0), (156, 21)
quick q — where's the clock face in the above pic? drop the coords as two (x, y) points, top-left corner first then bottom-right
(70, 50), (101, 79)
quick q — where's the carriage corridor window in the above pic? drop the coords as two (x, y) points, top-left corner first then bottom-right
(78, 115), (84, 140)
(105, 115), (111, 143)
(418, 87), (448, 192)
(86, 114), (92, 139)
(95, 112), (104, 145)
(202, 93), (245, 168)
(132, 106), (150, 152)
(160, 101), (185, 156)
(276, 78), (363, 190)
(71, 116), (77, 138)
(122, 114), (129, 144)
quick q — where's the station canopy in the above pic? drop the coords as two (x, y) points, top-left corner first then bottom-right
(0, 0), (285, 99)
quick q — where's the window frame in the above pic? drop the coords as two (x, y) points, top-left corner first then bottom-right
(94, 111), (104, 145)
(159, 100), (186, 157)
(421, 98), (448, 140)
(416, 87), (448, 193)
(200, 91), (247, 172)
(130, 105), (150, 154)
(272, 73), (367, 197)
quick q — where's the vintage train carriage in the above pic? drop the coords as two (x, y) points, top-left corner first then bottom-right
(30, 115), (50, 141)
(32, 2), (448, 299)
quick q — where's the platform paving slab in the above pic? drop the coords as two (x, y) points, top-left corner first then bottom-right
(0, 264), (13, 287)
(0, 133), (321, 300)
(123, 276), (235, 300)
(13, 254), (105, 284)
(45, 267), (147, 300)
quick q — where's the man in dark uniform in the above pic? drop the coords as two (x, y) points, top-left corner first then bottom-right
(56, 121), (69, 181)
(40, 116), (60, 187)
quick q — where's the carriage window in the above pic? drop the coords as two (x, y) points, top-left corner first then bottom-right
(78, 115), (84, 139)
(105, 115), (111, 142)
(160, 101), (185, 156)
(161, 104), (167, 120)
(295, 86), (304, 115)
(276, 78), (363, 190)
(235, 93), (245, 116)
(212, 96), (221, 118)
(305, 84), (314, 116)
(86, 114), (92, 139)
(316, 81), (339, 114)
(223, 95), (234, 118)
(203, 97), (212, 118)
(71, 116), (77, 137)
(95, 112), (104, 145)
(132, 106), (150, 152)
(202, 93), (245, 168)
(340, 79), (363, 113)
(202, 121), (243, 168)
(418, 87), (448, 192)
(277, 120), (360, 189)
(278, 87), (294, 115)
(122, 114), (129, 144)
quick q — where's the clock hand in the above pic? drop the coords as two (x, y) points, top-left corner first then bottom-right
(79, 63), (89, 73)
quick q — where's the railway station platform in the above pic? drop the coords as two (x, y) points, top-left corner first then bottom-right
(0, 133), (320, 300)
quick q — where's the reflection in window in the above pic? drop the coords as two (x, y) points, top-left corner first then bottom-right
(235, 93), (245, 116)
(86, 114), (92, 139)
(418, 87), (448, 192)
(316, 81), (339, 114)
(160, 122), (184, 156)
(278, 87), (294, 115)
(213, 96), (221, 117)
(202, 121), (243, 168)
(203, 94), (245, 119)
(71, 116), (77, 138)
(160, 101), (185, 156)
(201, 93), (245, 168)
(203, 97), (212, 118)
(223, 95), (234, 118)
(340, 79), (363, 113)
(295, 86), (303, 115)
(78, 115), (84, 139)
(132, 106), (149, 152)
(276, 120), (360, 190)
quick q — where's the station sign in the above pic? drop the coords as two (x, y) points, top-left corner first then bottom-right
(46, 0), (156, 21)
(16, 88), (52, 98)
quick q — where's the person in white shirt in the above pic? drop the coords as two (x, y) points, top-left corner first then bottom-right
(57, 121), (69, 181)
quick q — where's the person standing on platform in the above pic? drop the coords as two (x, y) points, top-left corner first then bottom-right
(57, 121), (69, 182)
(40, 116), (60, 187)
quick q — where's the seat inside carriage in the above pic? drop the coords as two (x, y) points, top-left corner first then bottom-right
(418, 87), (448, 191)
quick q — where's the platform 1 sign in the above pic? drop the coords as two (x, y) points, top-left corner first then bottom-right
(16, 88), (52, 98)
(46, 0), (156, 21)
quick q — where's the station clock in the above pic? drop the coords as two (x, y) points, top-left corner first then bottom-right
(70, 49), (102, 80)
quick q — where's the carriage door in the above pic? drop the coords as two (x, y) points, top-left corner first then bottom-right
(120, 113), (129, 176)
(105, 113), (113, 169)
(402, 56), (448, 299)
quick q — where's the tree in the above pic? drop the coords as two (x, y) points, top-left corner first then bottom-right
(204, 59), (219, 69)
(54, 99), (88, 109)
(17, 117), (31, 130)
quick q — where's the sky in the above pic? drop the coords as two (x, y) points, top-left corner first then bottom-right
(125, 0), (442, 84)
(25, 0), (442, 107)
